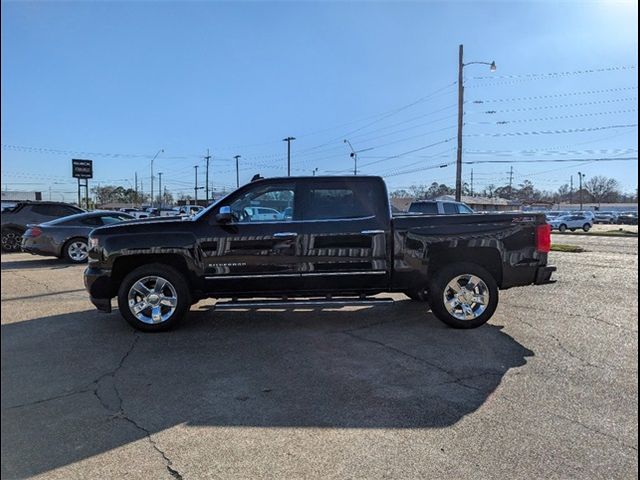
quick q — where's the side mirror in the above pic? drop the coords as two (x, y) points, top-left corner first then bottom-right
(216, 206), (233, 223)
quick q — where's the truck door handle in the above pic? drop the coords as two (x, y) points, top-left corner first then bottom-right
(273, 232), (298, 238)
(361, 230), (385, 235)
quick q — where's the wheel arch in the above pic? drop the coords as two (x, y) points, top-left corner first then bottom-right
(427, 246), (503, 288)
(111, 254), (195, 296)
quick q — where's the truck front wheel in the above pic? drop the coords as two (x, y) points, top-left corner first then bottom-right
(117, 263), (191, 332)
(428, 262), (499, 329)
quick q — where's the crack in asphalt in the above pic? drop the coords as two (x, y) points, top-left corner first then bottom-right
(507, 302), (638, 333)
(514, 318), (614, 371)
(88, 333), (185, 479)
(342, 329), (507, 395)
(3, 388), (93, 410)
(344, 328), (638, 453)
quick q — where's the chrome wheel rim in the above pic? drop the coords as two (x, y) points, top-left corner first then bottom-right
(68, 241), (88, 261)
(443, 274), (490, 321)
(127, 276), (178, 324)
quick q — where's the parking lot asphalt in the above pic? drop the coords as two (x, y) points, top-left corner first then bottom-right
(1, 235), (638, 479)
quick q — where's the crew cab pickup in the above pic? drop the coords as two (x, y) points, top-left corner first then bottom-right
(84, 176), (555, 332)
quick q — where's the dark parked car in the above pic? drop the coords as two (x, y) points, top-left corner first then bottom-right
(616, 212), (638, 225)
(22, 211), (134, 263)
(1, 201), (84, 252)
(85, 176), (555, 332)
(408, 200), (474, 215)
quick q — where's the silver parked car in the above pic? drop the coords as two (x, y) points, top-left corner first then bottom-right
(548, 214), (593, 232)
(21, 211), (134, 263)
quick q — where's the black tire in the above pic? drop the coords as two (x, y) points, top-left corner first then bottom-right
(1, 228), (24, 253)
(428, 262), (499, 329)
(117, 263), (191, 332)
(63, 237), (89, 263)
(583, 223), (591, 232)
(404, 289), (428, 302)
(559, 224), (567, 232)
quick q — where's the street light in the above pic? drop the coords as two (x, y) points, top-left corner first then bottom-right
(455, 45), (496, 201)
(150, 149), (164, 208)
(283, 137), (295, 176)
(343, 139), (374, 176)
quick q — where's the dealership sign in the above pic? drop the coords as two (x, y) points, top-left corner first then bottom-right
(72, 159), (93, 179)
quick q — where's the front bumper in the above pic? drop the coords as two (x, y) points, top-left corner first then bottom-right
(534, 265), (557, 285)
(84, 266), (113, 313)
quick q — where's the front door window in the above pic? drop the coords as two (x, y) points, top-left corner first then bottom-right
(229, 184), (295, 223)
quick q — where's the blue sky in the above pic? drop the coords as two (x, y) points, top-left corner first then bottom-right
(1, 0), (638, 201)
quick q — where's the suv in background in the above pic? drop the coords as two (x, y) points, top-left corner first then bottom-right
(594, 211), (619, 224)
(407, 200), (475, 215)
(1, 201), (84, 252)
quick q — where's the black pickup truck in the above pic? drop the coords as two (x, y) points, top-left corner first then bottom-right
(84, 176), (555, 332)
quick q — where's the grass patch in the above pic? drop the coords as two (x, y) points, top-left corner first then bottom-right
(551, 244), (586, 253)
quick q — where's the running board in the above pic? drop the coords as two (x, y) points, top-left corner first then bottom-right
(213, 297), (395, 309)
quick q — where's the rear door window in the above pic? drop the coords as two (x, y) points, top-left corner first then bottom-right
(409, 202), (438, 214)
(442, 203), (457, 215)
(303, 183), (381, 220)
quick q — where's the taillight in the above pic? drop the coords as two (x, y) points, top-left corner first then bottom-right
(30, 227), (42, 238)
(536, 223), (551, 253)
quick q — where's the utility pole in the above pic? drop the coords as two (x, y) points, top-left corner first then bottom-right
(470, 169), (474, 197)
(158, 172), (163, 210)
(234, 155), (241, 188)
(455, 44), (465, 202)
(509, 166), (515, 199)
(150, 149), (163, 210)
(578, 171), (586, 210)
(135, 172), (138, 206)
(570, 175), (573, 205)
(204, 149), (211, 204)
(194, 166), (199, 204)
(283, 137), (295, 176)
(455, 45), (496, 202)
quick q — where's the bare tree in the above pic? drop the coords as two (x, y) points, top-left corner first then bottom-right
(584, 176), (621, 206)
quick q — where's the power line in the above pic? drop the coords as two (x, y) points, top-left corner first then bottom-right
(462, 156), (637, 165)
(473, 97), (637, 114)
(473, 86), (638, 104)
(377, 156), (637, 181)
(468, 65), (637, 86)
(465, 124), (638, 138)
(293, 82), (458, 155)
(489, 109), (637, 125)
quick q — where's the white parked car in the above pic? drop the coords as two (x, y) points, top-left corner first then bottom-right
(243, 206), (281, 221)
(118, 208), (149, 219)
(177, 205), (204, 216)
(548, 214), (593, 232)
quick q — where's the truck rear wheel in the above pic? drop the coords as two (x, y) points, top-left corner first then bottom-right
(428, 262), (498, 329)
(117, 263), (191, 332)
